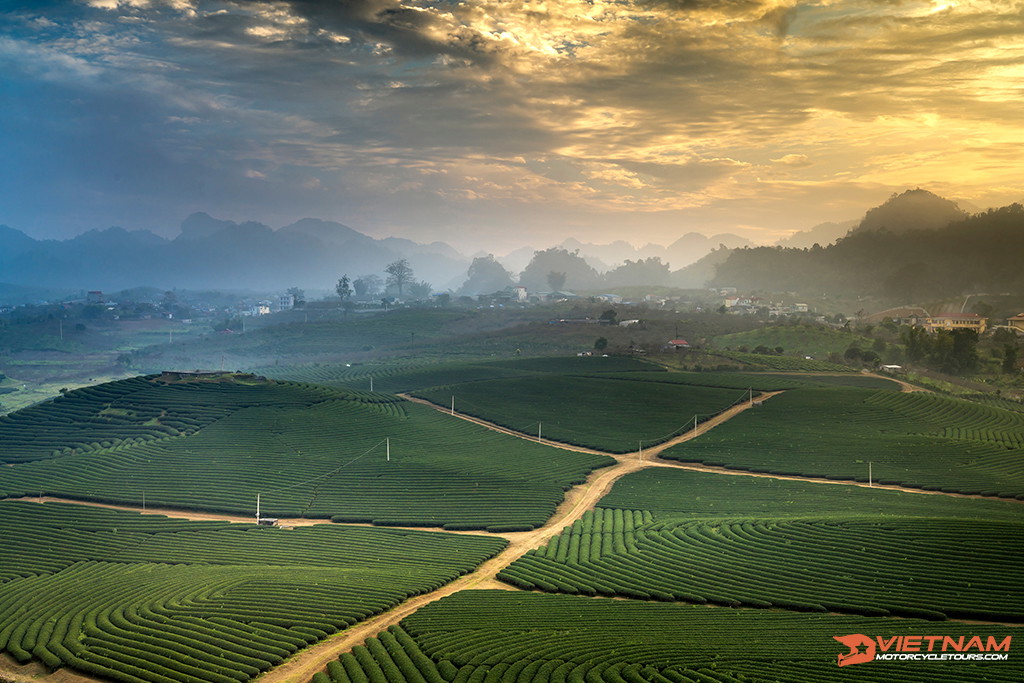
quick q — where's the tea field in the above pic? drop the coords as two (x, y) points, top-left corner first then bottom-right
(2, 363), (1021, 683)
(660, 386), (1024, 497)
(0, 501), (505, 683)
(499, 469), (1024, 621)
(414, 375), (752, 453)
(0, 374), (613, 528)
(260, 355), (660, 394)
(314, 591), (1023, 683)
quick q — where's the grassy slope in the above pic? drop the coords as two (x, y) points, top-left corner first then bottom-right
(714, 324), (876, 358)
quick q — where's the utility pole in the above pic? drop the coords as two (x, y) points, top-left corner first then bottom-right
(749, 387), (753, 405)
(256, 493), (260, 521)
(386, 437), (390, 462)
(370, 376), (374, 392)
(451, 396), (455, 415)
(869, 462), (873, 487)
(142, 491), (146, 512)
(538, 422), (542, 442)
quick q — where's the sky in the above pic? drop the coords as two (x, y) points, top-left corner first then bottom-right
(1, 0), (1022, 253)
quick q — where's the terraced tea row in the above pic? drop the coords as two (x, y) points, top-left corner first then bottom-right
(866, 391), (1024, 449)
(503, 511), (1024, 620)
(0, 375), (347, 464)
(0, 501), (506, 682)
(313, 591), (1023, 682)
(0, 393), (612, 527)
(598, 468), (1024, 520)
(661, 387), (1024, 497)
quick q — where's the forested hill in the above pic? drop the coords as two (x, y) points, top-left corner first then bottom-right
(711, 204), (1024, 298)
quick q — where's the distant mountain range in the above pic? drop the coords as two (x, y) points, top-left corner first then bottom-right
(0, 213), (757, 296)
(498, 233), (753, 276)
(2, 189), (1010, 298)
(0, 214), (469, 294)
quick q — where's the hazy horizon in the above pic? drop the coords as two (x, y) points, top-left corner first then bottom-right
(3, 1), (1022, 254)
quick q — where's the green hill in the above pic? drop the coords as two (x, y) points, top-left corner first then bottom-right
(0, 373), (612, 528)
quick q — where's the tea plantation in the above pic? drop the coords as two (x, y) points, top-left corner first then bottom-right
(260, 355), (662, 394)
(414, 376), (752, 453)
(3, 364), (1022, 683)
(500, 469), (1024, 621)
(660, 386), (1024, 496)
(0, 374), (613, 527)
(314, 591), (1023, 683)
(0, 501), (505, 682)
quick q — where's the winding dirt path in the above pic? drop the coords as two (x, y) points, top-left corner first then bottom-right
(256, 393), (782, 682)
(862, 371), (927, 393)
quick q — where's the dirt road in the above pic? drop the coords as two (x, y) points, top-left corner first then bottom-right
(256, 393), (781, 682)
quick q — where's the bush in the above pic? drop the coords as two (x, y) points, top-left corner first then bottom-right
(485, 524), (534, 533)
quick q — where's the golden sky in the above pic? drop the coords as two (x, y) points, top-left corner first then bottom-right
(3, 0), (1022, 249)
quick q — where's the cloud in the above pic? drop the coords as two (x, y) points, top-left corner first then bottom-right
(771, 154), (812, 167)
(1, 0), (1022, 248)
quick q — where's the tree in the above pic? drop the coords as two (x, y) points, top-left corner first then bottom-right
(460, 255), (513, 295)
(519, 247), (599, 292)
(385, 259), (414, 297)
(603, 257), (670, 288)
(594, 337), (608, 351)
(900, 325), (930, 362)
(354, 275), (382, 298)
(547, 271), (567, 291)
(599, 309), (618, 325)
(407, 280), (432, 299)
(286, 287), (305, 308)
(336, 275), (352, 301)
(1003, 344), (1019, 374)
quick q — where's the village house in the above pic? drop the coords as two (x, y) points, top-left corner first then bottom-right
(922, 313), (988, 335)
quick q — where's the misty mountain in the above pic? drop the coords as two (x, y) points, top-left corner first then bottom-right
(671, 246), (735, 289)
(0, 225), (39, 260)
(710, 202), (1024, 298)
(501, 231), (752, 279)
(662, 232), (752, 267)
(774, 220), (858, 248)
(854, 188), (967, 234)
(0, 215), (469, 293)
